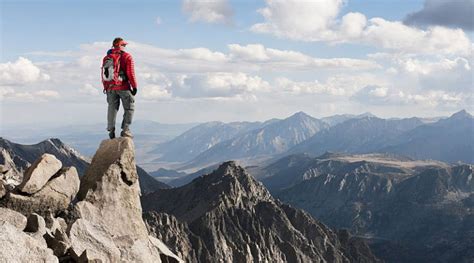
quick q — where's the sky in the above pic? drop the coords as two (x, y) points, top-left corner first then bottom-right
(0, 0), (473, 127)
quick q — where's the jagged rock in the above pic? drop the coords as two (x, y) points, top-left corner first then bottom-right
(76, 138), (147, 239)
(0, 148), (24, 185)
(18, 153), (62, 194)
(0, 221), (58, 262)
(25, 213), (47, 234)
(45, 213), (67, 234)
(4, 167), (80, 217)
(0, 207), (27, 230)
(144, 212), (199, 262)
(71, 138), (182, 263)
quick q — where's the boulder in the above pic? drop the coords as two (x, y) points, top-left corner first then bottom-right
(0, 221), (58, 263)
(18, 153), (62, 194)
(4, 167), (80, 217)
(0, 207), (27, 230)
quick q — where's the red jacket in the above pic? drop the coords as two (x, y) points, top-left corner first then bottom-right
(106, 48), (137, 91)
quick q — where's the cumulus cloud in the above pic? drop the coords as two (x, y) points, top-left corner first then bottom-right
(351, 85), (389, 105)
(370, 54), (473, 93)
(251, 0), (472, 55)
(0, 57), (50, 86)
(142, 85), (173, 100)
(171, 72), (271, 99)
(404, 0), (474, 31)
(182, 0), (233, 24)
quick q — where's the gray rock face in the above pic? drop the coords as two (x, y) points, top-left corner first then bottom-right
(4, 166), (80, 217)
(76, 138), (148, 239)
(0, 221), (58, 263)
(142, 161), (379, 263)
(71, 137), (182, 263)
(18, 154), (62, 194)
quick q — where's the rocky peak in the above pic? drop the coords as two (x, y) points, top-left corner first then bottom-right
(143, 161), (380, 263)
(142, 161), (273, 223)
(200, 161), (272, 203)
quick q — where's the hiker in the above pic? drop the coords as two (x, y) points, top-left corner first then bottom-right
(101, 37), (137, 139)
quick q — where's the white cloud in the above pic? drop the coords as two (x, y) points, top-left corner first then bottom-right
(142, 85), (172, 100)
(352, 85), (464, 108)
(171, 72), (271, 99)
(182, 0), (233, 24)
(79, 83), (100, 95)
(0, 87), (14, 100)
(35, 90), (60, 99)
(228, 43), (380, 70)
(275, 74), (383, 96)
(251, 0), (472, 55)
(0, 57), (50, 86)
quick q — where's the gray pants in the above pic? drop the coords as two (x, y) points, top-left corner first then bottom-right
(106, 90), (135, 132)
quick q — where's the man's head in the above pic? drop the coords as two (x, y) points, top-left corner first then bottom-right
(112, 37), (128, 50)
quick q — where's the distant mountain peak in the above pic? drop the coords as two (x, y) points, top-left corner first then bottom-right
(450, 109), (472, 119)
(288, 111), (313, 119)
(357, 112), (377, 118)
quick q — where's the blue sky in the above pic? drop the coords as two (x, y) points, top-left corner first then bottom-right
(2, 0), (423, 61)
(1, 0), (473, 126)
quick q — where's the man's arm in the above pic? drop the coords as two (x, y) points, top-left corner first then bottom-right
(126, 54), (137, 90)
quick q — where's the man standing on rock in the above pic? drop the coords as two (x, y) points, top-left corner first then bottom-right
(101, 37), (137, 139)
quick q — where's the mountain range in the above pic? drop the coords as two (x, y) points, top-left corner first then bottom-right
(178, 112), (329, 171)
(260, 152), (473, 262)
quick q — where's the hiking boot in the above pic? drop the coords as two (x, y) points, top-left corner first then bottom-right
(108, 130), (116, 139)
(120, 129), (134, 138)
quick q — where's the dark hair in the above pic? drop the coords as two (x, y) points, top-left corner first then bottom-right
(112, 37), (124, 47)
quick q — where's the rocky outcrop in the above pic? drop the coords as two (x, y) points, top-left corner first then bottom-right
(142, 161), (379, 263)
(18, 154), (62, 194)
(0, 137), (181, 262)
(70, 137), (182, 262)
(3, 166), (80, 217)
